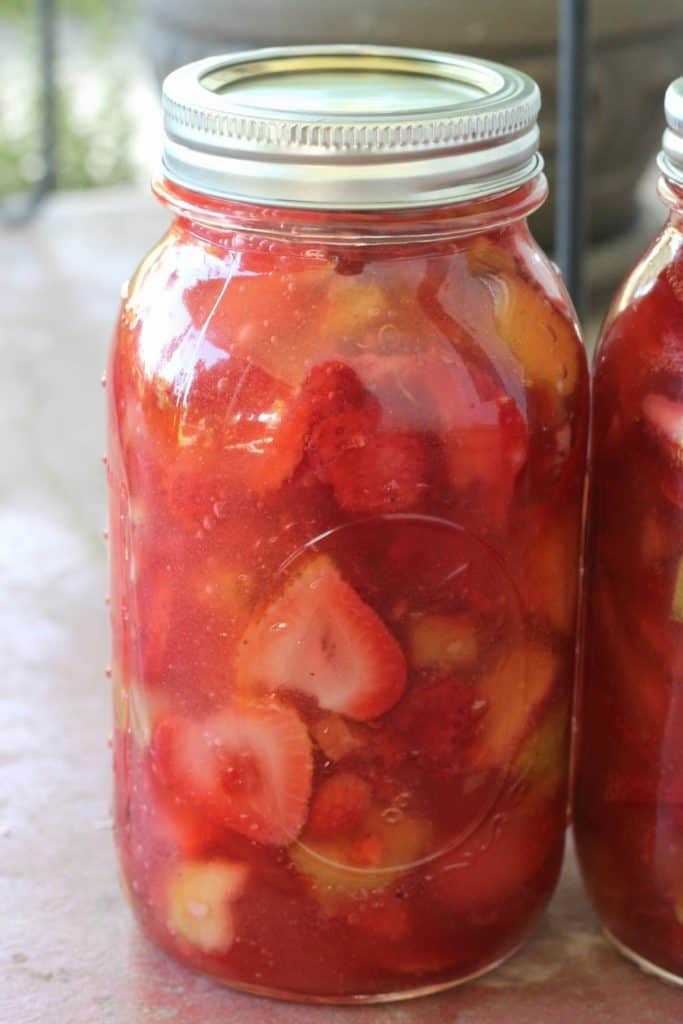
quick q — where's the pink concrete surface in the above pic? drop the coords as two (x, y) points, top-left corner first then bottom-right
(2, 189), (683, 1023)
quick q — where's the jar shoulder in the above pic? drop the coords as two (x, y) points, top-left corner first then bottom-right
(596, 221), (683, 369)
(113, 219), (587, 416)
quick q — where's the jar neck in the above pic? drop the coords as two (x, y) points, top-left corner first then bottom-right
(152, 174), (547, 247)
(658, 175), (683, 225)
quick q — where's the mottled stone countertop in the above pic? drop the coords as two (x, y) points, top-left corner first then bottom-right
(2, 189), (682, 1023)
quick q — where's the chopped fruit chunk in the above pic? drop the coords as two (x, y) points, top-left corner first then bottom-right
(325, 432), (429, 515)
(112, 669), (128, 733)
(112, 672), (156, 747)
(185, 264), (335, 387)
(128, 682), (154, 748)
(152, 702), (313, 845)
(469, 644), (559, 769)
(466, 235), (517, 276)
(319, 278), (388, 342)
(511, 699), (569, 799)
(380, 676), (482, 776)
(672, 557), (683, 623)
(235, 555), (407, 721)
(195, 566), (255, 620)
(307, 773), (374, 839)
(311, 714), (363, 761)
(302, 361), (381, 461)
(170, 357), (309, 497)
(444, 393), (527, 501)
(523, 515), (580, 635)
(292, 809), (432, 895)
(166, 859), (248, 953)
(407, 614), (478, 673)
(468, 247), (580, 396)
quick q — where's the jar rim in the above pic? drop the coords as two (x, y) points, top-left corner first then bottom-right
(153, 173), (548, 245)
(161, 44), (543, 210)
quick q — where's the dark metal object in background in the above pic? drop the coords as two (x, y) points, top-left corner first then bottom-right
(555, 0), (590, 320)
(1, 0), (56, 225)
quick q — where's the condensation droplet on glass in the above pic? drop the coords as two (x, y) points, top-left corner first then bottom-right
(202, 515), (215, 532)
(381, 806), (403, 825)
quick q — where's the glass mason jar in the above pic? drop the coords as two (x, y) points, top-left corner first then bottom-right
(574, 79), (683, 983)
(108, 46), (588, 1002)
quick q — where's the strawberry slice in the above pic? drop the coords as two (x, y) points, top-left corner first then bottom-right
(166, 858), (249, 954)
(323, 432), (430, 515)
(235, 555), (407, 721)
(151, 701), (313, 846)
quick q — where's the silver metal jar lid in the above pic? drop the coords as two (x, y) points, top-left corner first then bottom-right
(659, 77), (683, 187)
(161, 45), (542, 210)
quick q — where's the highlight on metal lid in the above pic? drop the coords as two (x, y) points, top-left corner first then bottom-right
(160, 45), (543, 210)
(659, 77), (683, 187)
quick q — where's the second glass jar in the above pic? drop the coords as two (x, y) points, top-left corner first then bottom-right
(108, 47), (589, 1001)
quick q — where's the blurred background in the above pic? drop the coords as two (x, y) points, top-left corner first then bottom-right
(2, 0), (682, 306)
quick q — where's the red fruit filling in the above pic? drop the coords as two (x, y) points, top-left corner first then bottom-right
(110, 220), (586, 995)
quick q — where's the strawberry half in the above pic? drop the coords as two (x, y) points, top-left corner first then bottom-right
(235, 554), (407, 721)
(151, 701), (313, 846)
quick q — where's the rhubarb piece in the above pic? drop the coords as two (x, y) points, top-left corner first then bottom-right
(292, 808), (432, 895)
(468, 239), (581, 396)
(469, 643), (559, 770)
(311, 714), (364, 762)
(407, 614), (478, 674)
(673, 557), (683, 623)
(166, 859), (248, 953)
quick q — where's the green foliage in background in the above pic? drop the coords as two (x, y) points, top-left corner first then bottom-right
(0, 0), (135, 198)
